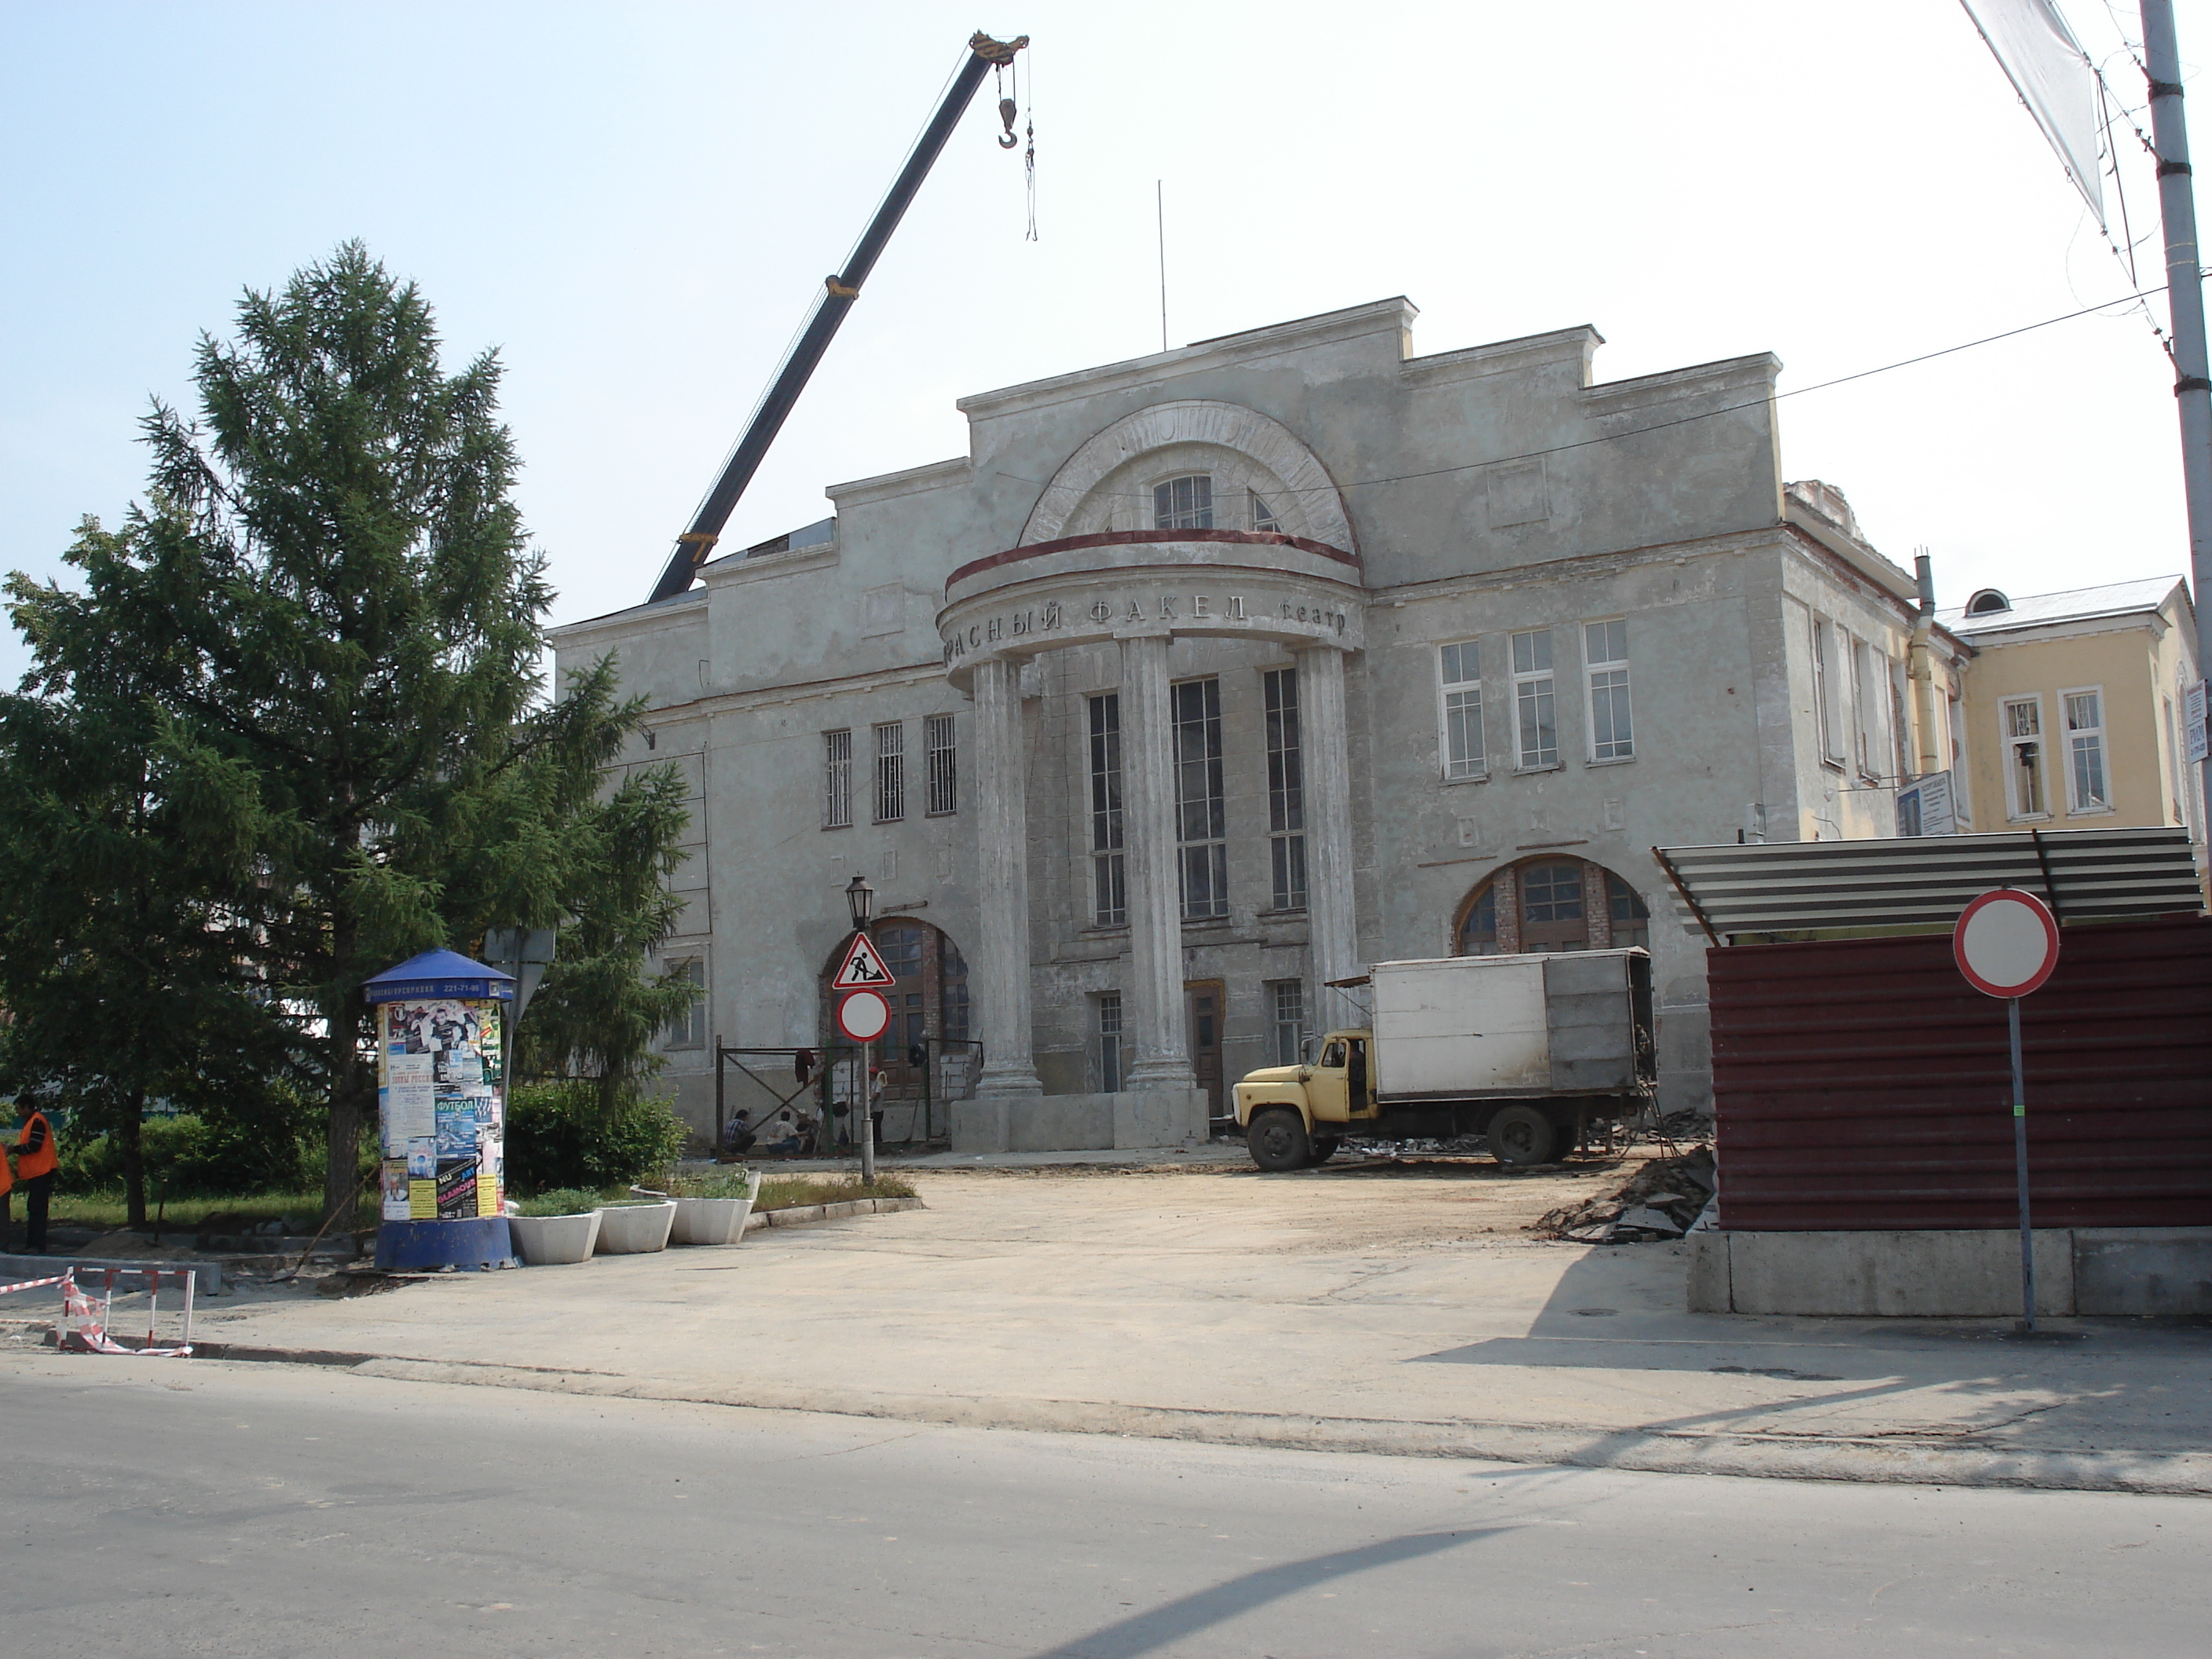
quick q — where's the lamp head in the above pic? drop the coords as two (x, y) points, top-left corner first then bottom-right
(844, 873), (875, 929)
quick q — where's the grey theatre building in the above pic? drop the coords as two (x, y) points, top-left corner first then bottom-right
(551, 298), (1965, 1152)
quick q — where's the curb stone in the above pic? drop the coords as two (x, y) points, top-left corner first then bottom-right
(129, 1344), (2212, 1497)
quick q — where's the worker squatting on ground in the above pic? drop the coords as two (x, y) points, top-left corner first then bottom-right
(9, 1104), (57, 1253)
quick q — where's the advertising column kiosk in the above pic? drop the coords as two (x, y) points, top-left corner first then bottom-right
(365, 948), (517, 1271)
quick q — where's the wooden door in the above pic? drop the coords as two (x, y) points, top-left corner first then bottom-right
(1185, 979), (1227, 1123)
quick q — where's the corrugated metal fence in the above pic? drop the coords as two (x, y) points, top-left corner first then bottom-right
(1709, 917), (2212, 1231)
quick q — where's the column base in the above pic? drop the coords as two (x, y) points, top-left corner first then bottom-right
(974, 1064), (1045, 1100)
(1126, 1058), (1199, 1091)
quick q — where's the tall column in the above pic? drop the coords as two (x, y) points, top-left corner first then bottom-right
(1297, 646), (1360, 1025)
(971, 657), (1041, 1098)
(1119, 633), (1196, 1090)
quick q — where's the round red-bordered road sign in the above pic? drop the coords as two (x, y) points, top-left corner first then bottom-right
(836, 988), (892, 1042)
(1953, 888), (2061, 999)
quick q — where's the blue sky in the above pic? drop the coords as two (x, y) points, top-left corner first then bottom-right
(3, 1), (2203, 687)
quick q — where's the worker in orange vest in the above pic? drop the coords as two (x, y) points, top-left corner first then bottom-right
(13, 1104), (57, 1254)
(0, 1123), (12, 1245)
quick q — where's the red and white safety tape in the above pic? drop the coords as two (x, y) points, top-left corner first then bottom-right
(0, 1267), (193, 1357)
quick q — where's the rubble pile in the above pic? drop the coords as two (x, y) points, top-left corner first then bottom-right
(1533, 1145), (1716, 1243)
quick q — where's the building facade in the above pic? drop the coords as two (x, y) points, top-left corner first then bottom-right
(551, 298), (1965, 1148)
(1939, 577), (2202, 846)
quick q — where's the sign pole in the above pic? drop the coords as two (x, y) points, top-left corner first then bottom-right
(859, 1035), (876, 1183)
(2008, 995), (2034, 1333)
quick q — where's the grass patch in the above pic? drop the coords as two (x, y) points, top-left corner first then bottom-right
(48, 1190), (344, 1234)
(756, 1174), (916, 1211)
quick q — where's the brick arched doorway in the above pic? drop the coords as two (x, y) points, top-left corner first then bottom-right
(819, 918), (972, 1098)
(1454, 857), (1650, 956)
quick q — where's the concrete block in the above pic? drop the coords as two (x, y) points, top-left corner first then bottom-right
(1722, 1229), (2075, 1317)
(1009, 1094), (1114, 1152)
(1686, 1232), (1731, 1312)
(950, 1097), (1011, 1153)
(2073, 1228), (2212, 1317)
(1115, 1086), (1209, 1150)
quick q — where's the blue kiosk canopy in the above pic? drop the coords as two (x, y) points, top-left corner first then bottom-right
(363, 948), (517, 1004)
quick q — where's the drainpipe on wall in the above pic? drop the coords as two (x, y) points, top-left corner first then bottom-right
(1909, 548), (1943, 780)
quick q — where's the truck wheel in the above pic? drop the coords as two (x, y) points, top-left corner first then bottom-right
(1487, 1104), (1560, 1166)
(1309, 1138), (1340, 1165)
(1249, 1109), (1312, 1172)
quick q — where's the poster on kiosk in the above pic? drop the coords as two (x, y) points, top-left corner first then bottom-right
(362, 949), (516, 1265)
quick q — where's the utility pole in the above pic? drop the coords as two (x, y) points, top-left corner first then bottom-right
(2141, 1), (2212, 833)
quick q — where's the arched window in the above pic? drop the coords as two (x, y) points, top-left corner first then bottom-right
(1965, 588), (2011, 616)
(822, 920), (972, 1093)
(1456, 857), (1650, 956)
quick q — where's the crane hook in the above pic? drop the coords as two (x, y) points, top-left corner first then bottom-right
(998, 95), (1019, 148)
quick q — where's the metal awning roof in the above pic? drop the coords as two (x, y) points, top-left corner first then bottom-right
(1652, 826), (2207, 942)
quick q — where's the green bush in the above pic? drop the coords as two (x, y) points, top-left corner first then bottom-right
(56, 1096), (318, 1199)
(513, 1187), (606, 1218)
(504, 1082), (690, 1197)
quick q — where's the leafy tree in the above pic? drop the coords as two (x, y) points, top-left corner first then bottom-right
(3, 244), (688, 1221)
(511, 760), (699, 1116)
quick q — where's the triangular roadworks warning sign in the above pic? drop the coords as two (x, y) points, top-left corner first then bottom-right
(831, 933), (898, 991)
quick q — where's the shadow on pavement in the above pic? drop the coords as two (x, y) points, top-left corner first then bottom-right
(1022, 1529), (1502, 1659)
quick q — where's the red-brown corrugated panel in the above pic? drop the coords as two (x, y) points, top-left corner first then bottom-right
(1709, 916), (2212, 1231)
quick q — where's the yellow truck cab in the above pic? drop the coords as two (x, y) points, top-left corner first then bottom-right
(1231, 950), (1655, 1171)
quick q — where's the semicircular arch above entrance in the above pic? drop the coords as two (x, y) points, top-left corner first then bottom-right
(1019, 400), (1356, 555)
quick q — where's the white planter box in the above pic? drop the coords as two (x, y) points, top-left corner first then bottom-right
(594, 1201), (677, 1254)
(508, 1210), (602, 1265)
(672, 1189), (757, 1246)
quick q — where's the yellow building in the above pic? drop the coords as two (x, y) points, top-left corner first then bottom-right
(1940, 576), (2201, 843)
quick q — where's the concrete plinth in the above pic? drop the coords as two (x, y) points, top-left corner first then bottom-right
(1690, 1226), (2212, 1317)
(948, 1090), (1208, 1155)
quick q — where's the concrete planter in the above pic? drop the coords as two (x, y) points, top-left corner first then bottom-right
(673, 1175), (760, 1247)
(593, 1200), (677, 1254)
(507, 1210), (602, 1266)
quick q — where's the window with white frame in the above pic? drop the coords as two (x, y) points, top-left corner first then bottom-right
(1174, 677), (1229, 919)
(1088, 694), (1126, 926)
(873, 721), (905, 822)
(1153, 474), (1214, 530)
(1811, 620), (1844, 764)
(1094, 991), (1126, 1093)
(1584, 620), (1632, 761)
(1249, 489), (1281, 534)
(1851, 638), (1883, 780)
(1269, 980), (1307, 1067)
(1511, 628), (1557, 768)
(823, 729), (853, 829)
(925, 712), (957, 815)
(1439, 640), (1485, 778)
(664, 958), (706, 1049)
(1262, 668), (1307, 911)
(2002, 696), (2047, 819)
(2063, 688), (2110, 812)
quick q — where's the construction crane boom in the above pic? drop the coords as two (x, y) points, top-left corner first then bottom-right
(646, 31), (1028, 606)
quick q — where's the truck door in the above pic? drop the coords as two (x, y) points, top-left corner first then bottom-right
(1306, 1037), (1351, 1123)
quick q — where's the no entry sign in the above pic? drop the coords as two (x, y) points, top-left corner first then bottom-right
(1952, 888), (2061, 999)
(836, 988), (892, 1043)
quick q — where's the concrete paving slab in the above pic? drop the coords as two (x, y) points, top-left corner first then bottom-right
(54, 1156), (2210, 1494)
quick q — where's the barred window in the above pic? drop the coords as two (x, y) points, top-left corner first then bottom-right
(1174, 677), (1229, 920)
(1584, 620), (1632, 762)
(1153, 474), (1214, 530)
(1088, 694), (1126, 926)
(823, 729), (852, 829)
(925, 713), (958, 815)
(1263, 668), (1307, 910)
(1440, 640), (1485, 778)
(1095, 991), (1126, 1092)
(664, 958), (706, 1049)
(1269, 979), (1307, 1067)
(873, 722), (905, 822)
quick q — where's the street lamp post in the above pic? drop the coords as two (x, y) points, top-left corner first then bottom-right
(844, 875), (877, 1183)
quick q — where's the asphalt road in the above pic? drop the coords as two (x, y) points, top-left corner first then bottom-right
(2, 1357), (2203, 1658)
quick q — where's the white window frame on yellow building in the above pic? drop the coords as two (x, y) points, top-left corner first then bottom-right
(2060, 684), (2112, 816)
(2000, 694), (2049, 822)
